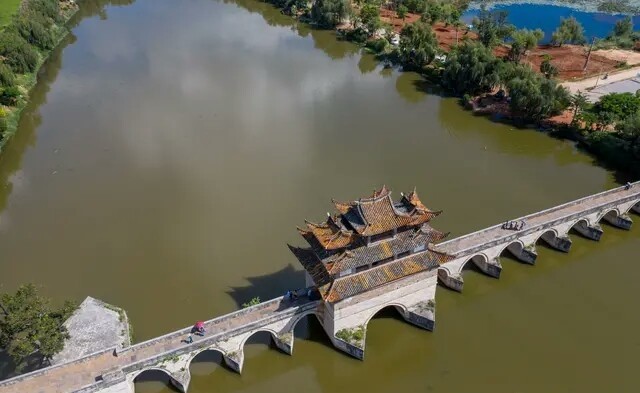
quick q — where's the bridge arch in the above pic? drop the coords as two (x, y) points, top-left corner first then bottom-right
(459, 253), (489, 275)
(240, 328), (279, 351)
(364, 303), (409, 329)
(598, 208), (622, 224)
(534, 228), (560, 245)
(131, 367), (175, 382)
(187, 346), (227, 367)
(497, 239), (527, 259)
(289, 309), (320, 333)
(571, 218), (591, 230)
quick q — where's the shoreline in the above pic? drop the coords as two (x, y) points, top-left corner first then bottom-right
(467, 0), (640, 15)
(0, 1), (81, 153)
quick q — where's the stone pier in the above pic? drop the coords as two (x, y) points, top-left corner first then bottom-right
(572, 221), (604, 241)
(602, 211), (633, 230)
(540, 231), (572, 252)
(506, 242), (537, 264)
(438, 269), (464, 292)
(473, 256), (502, 278)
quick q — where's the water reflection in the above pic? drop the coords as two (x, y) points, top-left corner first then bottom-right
(0, 1), (638, 392)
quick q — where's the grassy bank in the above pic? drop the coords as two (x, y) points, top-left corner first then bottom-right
(0, 0), (80, 153)
(0, 0), (22, 28)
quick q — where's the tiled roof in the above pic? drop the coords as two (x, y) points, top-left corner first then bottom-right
(326, 225), (449, 274)
(338, 188), (440, 236)
(287, 245), (332, 288)
(298, 216), (355, 250)
(291, 186), (450, 303)
(324, 250), (446, 302)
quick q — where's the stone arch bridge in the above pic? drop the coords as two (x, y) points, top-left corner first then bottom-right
(0, 182), (639, 393)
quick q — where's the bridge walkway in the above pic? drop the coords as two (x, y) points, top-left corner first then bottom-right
(434, 182), (640, 257)
(0, 297), (316, 393)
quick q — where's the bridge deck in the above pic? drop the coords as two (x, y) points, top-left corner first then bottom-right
(0, 297), (316, 393)
(434, 182), (640, 256)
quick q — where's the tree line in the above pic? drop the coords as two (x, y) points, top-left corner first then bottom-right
(0, 0), (74, 137)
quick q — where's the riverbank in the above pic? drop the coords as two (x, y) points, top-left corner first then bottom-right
(0, 0), (80, 153)
(468, 0), (640, 14)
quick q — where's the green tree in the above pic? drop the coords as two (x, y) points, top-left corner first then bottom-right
(404, 0), (427, 13)
(397, 4), (408, 21)
(592, 92), (640, 121)
(360, 4), (381, 33)
(473, 4), (514, 48)
(397, 22), (438, 71)
(441, 41), (503, 95)
(507, 28), (543, 62)
(507, 67), (570, 122)
(613, 16), (633, 37)
(311, 0), (351, 28)
(551, 16), (586, 47)
(570, 91), (589, 125)
(0, 284), (77, 369)
(421, 1), (444, 25)
(540, 54), (559, 79)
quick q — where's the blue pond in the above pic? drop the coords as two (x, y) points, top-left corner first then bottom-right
(463, 3), (640, 43)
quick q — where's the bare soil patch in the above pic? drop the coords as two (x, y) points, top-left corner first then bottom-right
(378, 8), (638, 81)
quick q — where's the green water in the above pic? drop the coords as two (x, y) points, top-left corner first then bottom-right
(0, 0), (638, 391)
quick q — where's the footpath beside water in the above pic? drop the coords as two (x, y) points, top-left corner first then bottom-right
(0, 1), (81, 153)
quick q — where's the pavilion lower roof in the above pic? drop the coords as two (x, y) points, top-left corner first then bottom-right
(321, 225), (449, 275)
(322, 250), (447, 303)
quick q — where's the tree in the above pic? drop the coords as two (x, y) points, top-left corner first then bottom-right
(441, 41), (503, 95)
(507, 66), (570, 122)
(421, 1), (444, 25)
(507, 28), (543, 62)
(570, 91), (589, 125)
(592, 92), (640, 121)
(613, 16), (633, 37)
(0, 284), (77, 369)
(540, 54), (559, 79)
(397, 22), (439, 71)
(473, 4), (514, 48)
(551, 16), (586, 47)
(311, 0), (351, 28)
(397, 4), (408, 21)
(360, 4), (381, 33)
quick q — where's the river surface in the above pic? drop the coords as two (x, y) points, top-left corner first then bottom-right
(463, 3), (640, 42)
(0, 0), (639, 391)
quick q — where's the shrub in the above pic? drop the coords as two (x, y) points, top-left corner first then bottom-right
(0, 87), (21, 106)
(0, 32), (40, 74)
(365, 38), (388, 53)
(26, 0), (63, 24)
(241, 297), (261, 308)
(12, 17), (55, 51)
(0, 64), (16, 88)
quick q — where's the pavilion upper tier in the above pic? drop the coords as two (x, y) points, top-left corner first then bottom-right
(289, 186), (451, 303)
